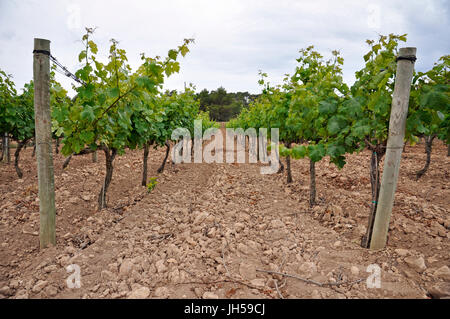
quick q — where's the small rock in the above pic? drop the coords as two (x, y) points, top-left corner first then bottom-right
(119, 259), (134, 276)
(32, 280), (48, 293)
(333, 241), (342, 248)
(428, 282), (450, 299)
(394, 248), (409, 257)
(91, 284), (101, 292)
(443, 219), (450, 230)
(128, 286), (150, 299)
(168, 269), (180, 284)
(250, 278), (266, 288)
(350, 266), (360, 276)
(332, 205), (344, 216)
(434, 266), (450, 281)
(237, 243), (250, 255)
(193, 287), (203, 298)
(234, 222), (245, 232)
(430, 221), (447, 237)
(101, 270), (116, 281)
(43, 285), (58, 297)
(0, 286), (13, 297)
(118, 281), (129, 293)
(155, 260), (167, 273)
(14, 289), (29, 299)
(270, 219), (284, 229)
(43, 265), (58, 273)
(9, 280), (20, 289)
(357, 225), (367, 237)
(203, 292), (219, 299)
(438, 229), (447, 238)
(298, 262), (317, 278)
(239, 262), (256, 280)
(404, 256), (427, 273)
(193, 212), (208, 225)
(427, 256), (439, 265)
(311, 290), (321, 299)
(154, 287), (170, 298)
(64, 246), (77, 255)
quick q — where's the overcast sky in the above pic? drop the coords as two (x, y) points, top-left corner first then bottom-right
(0, 0), (449, 96)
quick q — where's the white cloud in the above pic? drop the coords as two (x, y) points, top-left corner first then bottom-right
(0, 0), (448, 96)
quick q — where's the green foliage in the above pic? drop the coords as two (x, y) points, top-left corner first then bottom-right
(55, 29), (195, 156)
(146, 177), (158, 193)
(347, 34), (408, 151)
(230, 46), (351, 168)
(0, 68), (70, 146)
(0, 69), (17, 137)
(407, 55), (449, 144)
(197, 87), (259, 122)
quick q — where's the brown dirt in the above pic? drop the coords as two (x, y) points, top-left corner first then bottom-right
(0, 130), (449, 299)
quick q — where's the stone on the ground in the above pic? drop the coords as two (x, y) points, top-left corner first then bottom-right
(119, 259), (134, 276)
(128, 286), (150, 299)
(32, 280), (48, 293)
(434, 266), (450, 281)
(239, 262), (256, 280)
(394, 248), (409, 257)
(154, 287), (170, 298)
(350, 266), (360, 276)
(203, 292), (219, 299)
(404, 256), (426, 273)
(427, 282), (450, 299)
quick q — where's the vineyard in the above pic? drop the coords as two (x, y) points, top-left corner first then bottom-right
(0, 29), (449, 300)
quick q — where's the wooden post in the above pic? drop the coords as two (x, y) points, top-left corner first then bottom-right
(3, 133), (10, 163)
(34, 38), (56, 249)
(370, 47), (416, 250)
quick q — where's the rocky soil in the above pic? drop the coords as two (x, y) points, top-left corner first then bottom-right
(0, 130), (449, 299)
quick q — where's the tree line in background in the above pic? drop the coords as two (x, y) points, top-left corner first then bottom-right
(196, 87), (260, 122)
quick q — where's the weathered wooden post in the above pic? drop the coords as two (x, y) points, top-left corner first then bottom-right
(370, 47), (416, 250)
(2, 133), (10, 163)
(33, 38), (56, 249)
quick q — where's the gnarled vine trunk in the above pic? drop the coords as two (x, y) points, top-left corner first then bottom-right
(157, 141), (170, 173)
(416, 135), (435, 180)
(0, 135), (3, 162)
(32, 140), (36, 157)
(309, 159), (316, 207)
(277, 158), (285, 174)
(98, 147), (117, 210)
(142, 142), (150, 186)
(54, 137), (60, 154)
(285, 142), (292, 183)
(14, 140), (27, 178)
(63, 154), (73, 169)
(362, 146), (386, 248)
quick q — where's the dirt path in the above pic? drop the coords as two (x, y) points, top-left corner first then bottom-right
(0, 126), (449, 299)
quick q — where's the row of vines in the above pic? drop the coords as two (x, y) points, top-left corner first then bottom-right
(0, 28), (218, 210)
(227, 34), (449, 247)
